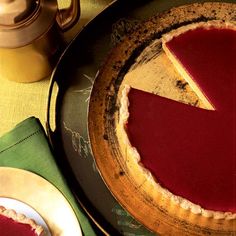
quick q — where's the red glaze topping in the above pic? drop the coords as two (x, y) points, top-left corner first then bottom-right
(0, 214), (38, 236)
(126, 27), (236, 212)
(166, 27), (236, 111)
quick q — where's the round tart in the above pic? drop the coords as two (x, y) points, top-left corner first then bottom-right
(120, 20), (236, 218)
(88, 2), (236, 235)
(0, 206), (44, 236)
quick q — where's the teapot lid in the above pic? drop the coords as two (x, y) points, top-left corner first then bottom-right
(0, 0), (58, 48)
(0, 0), (39, 25)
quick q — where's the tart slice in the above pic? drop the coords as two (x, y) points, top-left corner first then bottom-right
(0, 206), (44, 236)
(162, 20), (236, 110)
(119, 21), (236, 219)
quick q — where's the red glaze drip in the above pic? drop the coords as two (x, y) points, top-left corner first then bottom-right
(126, 27), (236, 212)
(0, 215), (38, 236)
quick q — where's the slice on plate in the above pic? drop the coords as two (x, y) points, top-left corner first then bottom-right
(0, 205), (44, 236)
(119, 20), (236, 219)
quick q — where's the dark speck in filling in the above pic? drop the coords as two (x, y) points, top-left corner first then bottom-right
(112, 65), (117, 70)
(103, 134), (108, 140)
(176, 80), (188, 90)
(119, 171), (125, 176)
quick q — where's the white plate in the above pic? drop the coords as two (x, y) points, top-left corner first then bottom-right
(0, 167), (82, 236)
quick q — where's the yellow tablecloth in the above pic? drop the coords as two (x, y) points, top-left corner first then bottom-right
(0, 0), (114, 136)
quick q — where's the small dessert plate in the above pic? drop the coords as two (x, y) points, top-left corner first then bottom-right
(0, 167), (82, 236)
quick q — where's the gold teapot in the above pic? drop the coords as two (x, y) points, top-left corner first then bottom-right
(0, 0), (80, 82)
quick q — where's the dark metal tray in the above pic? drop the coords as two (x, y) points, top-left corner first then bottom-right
(47, 0), (235, 234)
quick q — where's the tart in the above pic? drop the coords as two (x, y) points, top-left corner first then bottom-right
(120, 20), (236, 219)
(0, 206), (44, 236)
(88, 2), (236, 234)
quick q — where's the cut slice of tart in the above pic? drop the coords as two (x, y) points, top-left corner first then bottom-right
(0, 206), (44, 236)
(119, 20), (236, 219)
(162, 20), (236, 111)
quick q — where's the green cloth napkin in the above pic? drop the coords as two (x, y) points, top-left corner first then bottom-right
(0, 117), (96, 236)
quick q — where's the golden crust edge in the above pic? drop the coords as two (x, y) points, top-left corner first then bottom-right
(0, 205), (44, 235)
(119, 84), (236, 220)
(162, 20), (236, 42)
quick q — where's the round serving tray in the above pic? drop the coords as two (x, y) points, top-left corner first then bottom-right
(47, 0), (236, 235)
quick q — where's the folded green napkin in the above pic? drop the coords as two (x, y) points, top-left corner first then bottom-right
(0, 117), (96, 236)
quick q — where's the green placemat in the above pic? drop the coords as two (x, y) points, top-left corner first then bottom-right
(0, 117), (96, 236)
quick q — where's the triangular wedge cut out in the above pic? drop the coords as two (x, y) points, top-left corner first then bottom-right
(121, 21), (236, 216)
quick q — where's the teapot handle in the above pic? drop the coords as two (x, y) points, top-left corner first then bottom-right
(56, 0), (80, 31)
